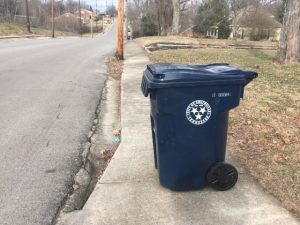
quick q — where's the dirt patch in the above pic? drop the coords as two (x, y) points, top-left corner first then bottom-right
(106, 56), (123, 80)
(145, 46), (300, 218)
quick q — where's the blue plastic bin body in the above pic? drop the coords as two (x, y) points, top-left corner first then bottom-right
(141, 63), (257, 191)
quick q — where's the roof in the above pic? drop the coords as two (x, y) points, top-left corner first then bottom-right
(57, 13), (76, 19)
(180, 26), (195, 34)
(75, 9), (94, 16)
(236, 6), (282, 29)
(80, 9), (93, 14)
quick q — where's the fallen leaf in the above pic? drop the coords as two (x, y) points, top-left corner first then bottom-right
(271, 154), (286, 164)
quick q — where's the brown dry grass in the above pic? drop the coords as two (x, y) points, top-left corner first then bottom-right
(0, 22), (76, 36)
(135, 35), (277, 47)
(106, 56), (123, 80)
(140, 38), (300, 218)
(135, 35), (200, 46)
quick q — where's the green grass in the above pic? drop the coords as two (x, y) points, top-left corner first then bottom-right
(144, 43), (300, 218)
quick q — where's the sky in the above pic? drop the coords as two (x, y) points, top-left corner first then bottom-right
(83, 0), (118, 13)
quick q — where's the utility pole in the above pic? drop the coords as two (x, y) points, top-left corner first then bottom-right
(102, 15), (105, 33)
(90, 16), (93, 37)
(117, 0), (124, 59)
(96, 0), (98, 32)
(52, 0), (54, 38)
(25, 0), (31, 33)
(79, 0), (82, 34)
(125, 0), (128, 40)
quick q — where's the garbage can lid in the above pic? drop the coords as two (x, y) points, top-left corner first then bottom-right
(141, 63), (257, 97)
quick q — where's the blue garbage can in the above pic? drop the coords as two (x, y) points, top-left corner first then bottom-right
(141, 63), (257, 191)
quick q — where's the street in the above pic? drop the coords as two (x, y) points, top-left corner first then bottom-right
(0, 23), (117, 225)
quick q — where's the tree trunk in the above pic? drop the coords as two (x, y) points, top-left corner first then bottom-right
(171, 0), (180, 35)
(155, 0), (173, 36)
(155, 0), (162, 35)
(275, 0), (300, 64)
(232, 11), (238, 41)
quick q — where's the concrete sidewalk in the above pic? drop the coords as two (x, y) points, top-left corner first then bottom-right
(57, 41), (299, 225)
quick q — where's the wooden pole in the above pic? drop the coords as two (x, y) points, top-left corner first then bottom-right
(125, 0), (128, 40)
(96, 0), (98, 32)
(102, 16), (105, 33)
(25, 0), (31, 33)
(52, 0), (54, 38)
(117, 0), (124, 60)
(90, 16), (93, 37)
(79, 0), (82, 34)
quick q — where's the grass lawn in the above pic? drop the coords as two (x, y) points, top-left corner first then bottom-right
(139, 37), (300, 218)
(136, 35), (278, 47)
(0, 22), (76, 37)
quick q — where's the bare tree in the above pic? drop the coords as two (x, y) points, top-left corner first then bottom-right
(106, 4), (117, 16)
(156, 0), (191, 35)
(127, 0), (156, 36)
(227, 0), (247, 39)
(172, 0), (191, 34)
(65, 0), (79, 14)
(127, 0), (193, 36)
(276, 0), (300, 63)
(172, 0), (180, 34)
(0, 0), (19, 21)
(155, 0), (173, 35)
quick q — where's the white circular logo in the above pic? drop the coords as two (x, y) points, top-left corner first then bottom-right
(186, 100), (212, 125)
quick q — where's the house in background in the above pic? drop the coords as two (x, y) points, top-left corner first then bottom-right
(180, 5), (282, 41)
(231, 6), (282, 41)
(103, 14), (112, 27)
(55, 13), (78, 32)
(180, 25), (219, 39)
(180, 25), (217, 38)
(180, 26), (195, 37)
(205, 25), (218, 38)
(75, 9), (94, 24)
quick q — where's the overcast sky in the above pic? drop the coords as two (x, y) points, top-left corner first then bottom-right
(83, 0), (118, 13)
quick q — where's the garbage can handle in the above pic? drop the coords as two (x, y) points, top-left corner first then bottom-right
(141, 74), (150, 97)
(147, 65), (166, 79)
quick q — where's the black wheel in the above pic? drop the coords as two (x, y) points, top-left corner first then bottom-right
(207, 162), (238, 191)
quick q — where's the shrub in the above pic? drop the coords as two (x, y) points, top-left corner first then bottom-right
(140, 15), (158, 37)
(218, 18), (231, 39)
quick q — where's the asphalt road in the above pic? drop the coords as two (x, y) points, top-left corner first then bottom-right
(0, 22), (117, 225)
